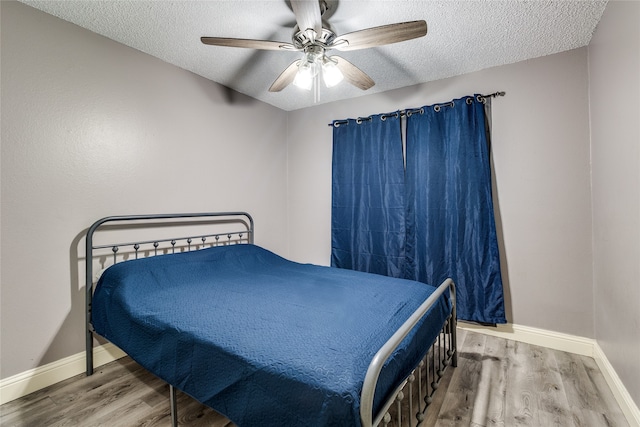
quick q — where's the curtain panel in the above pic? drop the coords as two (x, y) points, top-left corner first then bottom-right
(404, 96), (505, 324)
(331, 113), (406, 278)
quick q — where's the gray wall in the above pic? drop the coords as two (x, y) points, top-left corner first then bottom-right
(589, 0), (640, 408)
(1, 1), (289, 379)
(287, 48), (595, 339)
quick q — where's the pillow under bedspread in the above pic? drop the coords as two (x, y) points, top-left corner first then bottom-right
(92, 244), (450, 427)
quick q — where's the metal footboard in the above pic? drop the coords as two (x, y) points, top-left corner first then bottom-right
(361, 279), (457, 427)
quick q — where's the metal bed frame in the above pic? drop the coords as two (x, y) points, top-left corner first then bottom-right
(85, 212), (457, 427)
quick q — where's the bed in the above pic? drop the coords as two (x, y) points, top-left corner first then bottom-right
(85, 212), (457, 427)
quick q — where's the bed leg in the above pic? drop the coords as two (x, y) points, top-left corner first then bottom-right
(86, 329), (93, 376)
(169, 385), (178, 427)
(449, 281), (458, 368)
(451, 317), (458, 368)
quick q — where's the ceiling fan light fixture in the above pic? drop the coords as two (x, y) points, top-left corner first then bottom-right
(202, 0), (429, 95)
(293, 47), (322, 90)
(321, 56), (343, 88)
(293, 55), (318, 90)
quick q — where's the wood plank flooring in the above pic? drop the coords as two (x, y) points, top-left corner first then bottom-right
(0, 330), (628, 426)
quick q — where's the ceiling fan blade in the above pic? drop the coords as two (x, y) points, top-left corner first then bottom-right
(269, 61), (300, 92)
(201, 37), (297, 51)
(332, 56), (375, 90)
(332, 20), (427, 51)
(290, 0), (322, 36)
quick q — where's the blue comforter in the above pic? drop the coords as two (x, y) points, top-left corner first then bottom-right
(92, 244), (450, 427)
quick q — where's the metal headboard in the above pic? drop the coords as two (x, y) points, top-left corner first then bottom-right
(85, 212), (254, 376)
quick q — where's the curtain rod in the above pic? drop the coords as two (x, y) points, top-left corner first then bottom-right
(327, 91), (505, 127)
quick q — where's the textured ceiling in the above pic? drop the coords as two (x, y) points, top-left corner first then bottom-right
(19, 0), (607, 111)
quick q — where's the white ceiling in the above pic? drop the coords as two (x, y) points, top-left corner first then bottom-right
(19, 0), (607, 111)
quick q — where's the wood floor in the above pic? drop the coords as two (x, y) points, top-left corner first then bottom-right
(0, 330), (628, 427)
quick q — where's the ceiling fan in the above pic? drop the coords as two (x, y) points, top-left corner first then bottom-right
(201, 0), (427, 92)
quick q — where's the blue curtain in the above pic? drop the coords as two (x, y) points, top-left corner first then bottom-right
(331, 113), (406, 278)
(404, 96), (506, 324)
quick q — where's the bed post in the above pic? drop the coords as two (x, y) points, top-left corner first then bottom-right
(450, 280), (457, 368)
(85, 219), (100, 376)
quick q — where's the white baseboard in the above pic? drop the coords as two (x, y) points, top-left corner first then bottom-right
(458, 322), (640, 427)
(457, 321), (595, 356)
(0, 343), (126, 406)
(593, 342), (640, 427)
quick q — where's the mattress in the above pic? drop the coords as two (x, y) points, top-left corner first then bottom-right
(92, 244), (451, 427)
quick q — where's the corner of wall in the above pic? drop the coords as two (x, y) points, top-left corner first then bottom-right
(585, 39), (598, 343)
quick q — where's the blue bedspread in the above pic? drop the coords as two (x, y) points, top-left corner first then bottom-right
(92, 244), (450, 427)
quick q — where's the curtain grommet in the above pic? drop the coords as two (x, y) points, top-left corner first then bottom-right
(466, 98), (473, 105)
(434, 105), (441, 112)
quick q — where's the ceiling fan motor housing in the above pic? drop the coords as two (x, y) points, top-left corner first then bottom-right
(292, 26), (337, 50)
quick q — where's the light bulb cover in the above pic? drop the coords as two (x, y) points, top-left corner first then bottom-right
(322, 57), (343, 88)
(293, 62), (315, 90)
(293, 51), (319, 90)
